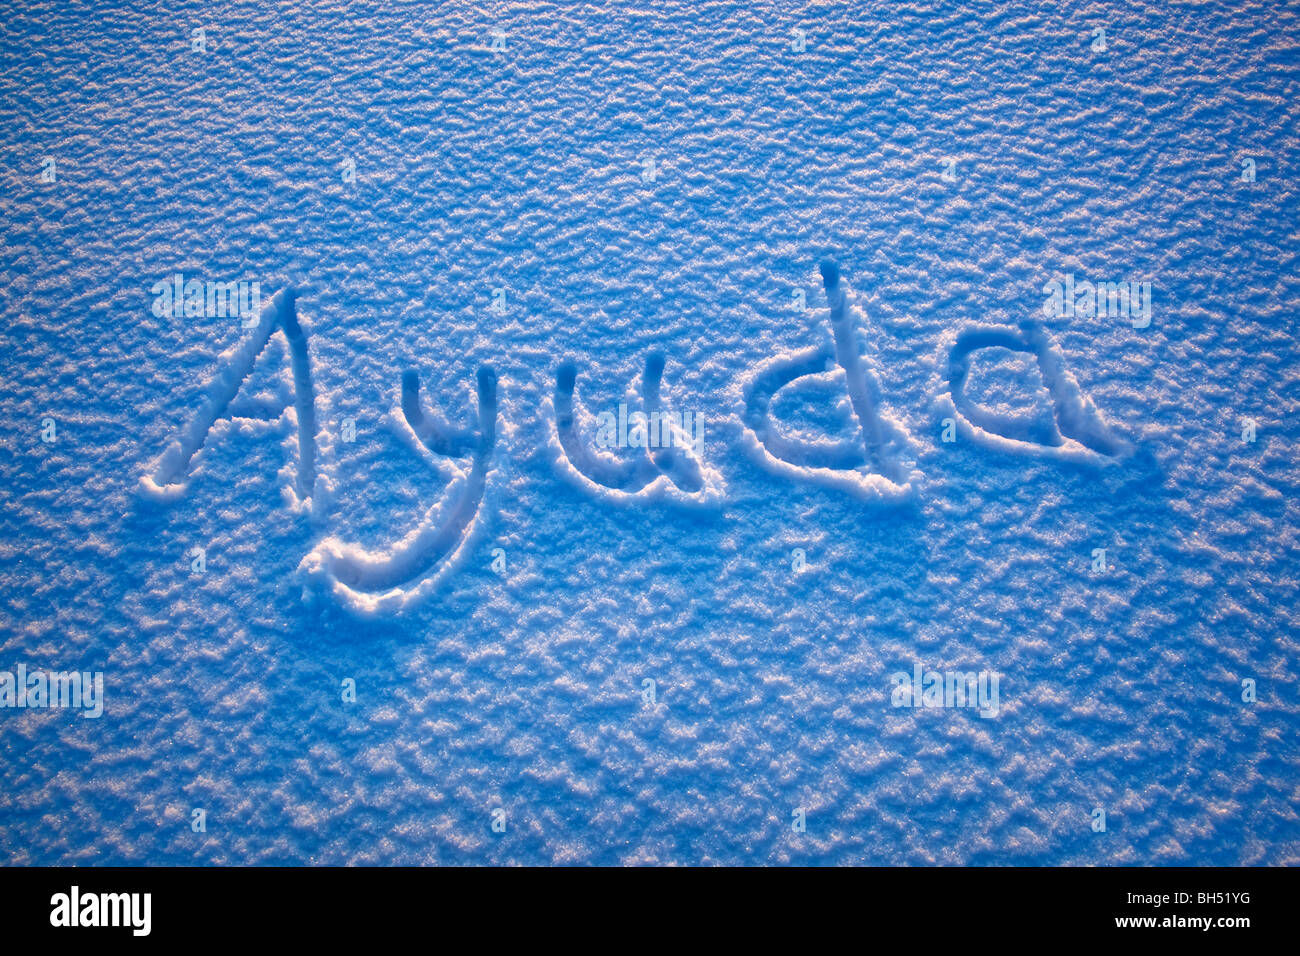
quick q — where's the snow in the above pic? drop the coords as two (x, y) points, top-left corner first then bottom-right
(1, 0), (1297, 865)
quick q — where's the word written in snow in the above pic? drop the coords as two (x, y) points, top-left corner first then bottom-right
(144, 262), (1136, 608)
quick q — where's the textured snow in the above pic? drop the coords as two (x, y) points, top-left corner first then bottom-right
(1, 0), (1298, 864)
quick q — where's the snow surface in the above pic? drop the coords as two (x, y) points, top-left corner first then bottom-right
(1, 0), (1298, 864)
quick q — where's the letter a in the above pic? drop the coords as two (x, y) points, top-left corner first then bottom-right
(141, 288), (319, 508)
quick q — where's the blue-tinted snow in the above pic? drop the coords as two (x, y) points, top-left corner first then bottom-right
(1, 1), (1298, 864)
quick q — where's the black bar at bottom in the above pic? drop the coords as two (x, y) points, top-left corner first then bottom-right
(0, 865), (1286, 943)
